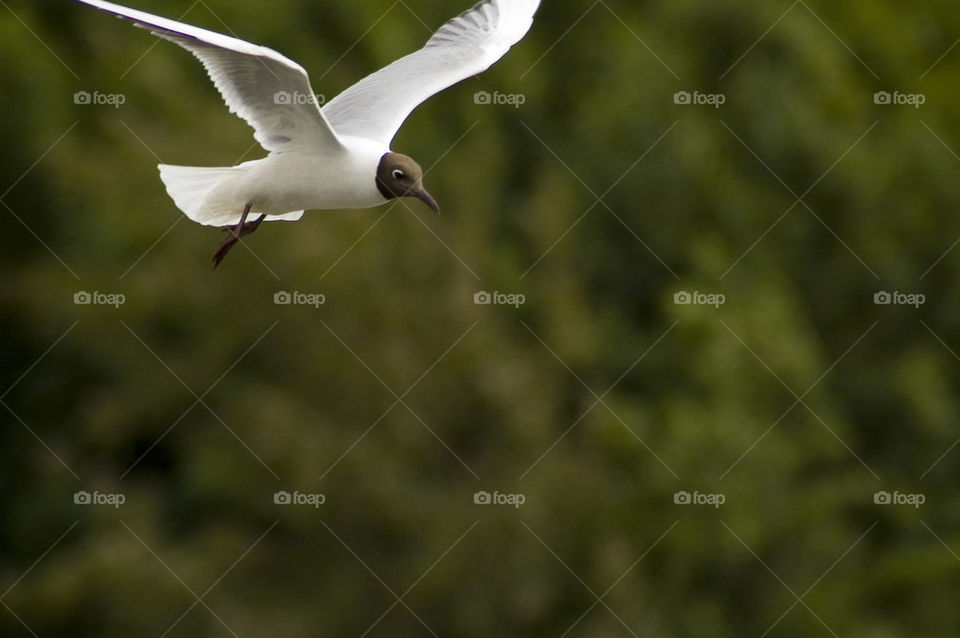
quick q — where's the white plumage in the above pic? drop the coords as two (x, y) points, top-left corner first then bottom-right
(79, 0), (540, 264)
(75, 0), (541, 230)
(323, 0), (541, 145)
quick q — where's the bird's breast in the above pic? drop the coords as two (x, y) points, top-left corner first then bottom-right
(243, 151), (386, 214)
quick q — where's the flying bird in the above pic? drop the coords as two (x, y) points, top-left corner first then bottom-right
(75, 0), (541, 266)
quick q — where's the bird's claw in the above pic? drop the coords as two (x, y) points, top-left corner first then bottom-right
(212, 213), (265, 267)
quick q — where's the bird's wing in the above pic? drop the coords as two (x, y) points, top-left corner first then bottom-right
(76, 0), (343, 154)
(322, 0), (540, 147)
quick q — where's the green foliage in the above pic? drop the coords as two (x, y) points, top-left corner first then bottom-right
(3, 0), (960, 635)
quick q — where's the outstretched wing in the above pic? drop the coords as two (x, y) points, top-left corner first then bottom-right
(76, 0), (343, 154)
(322, 0), (540, 147)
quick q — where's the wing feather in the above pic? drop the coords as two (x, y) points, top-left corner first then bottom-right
(322, 0), (541, 146)
(77, 0), (343, 154)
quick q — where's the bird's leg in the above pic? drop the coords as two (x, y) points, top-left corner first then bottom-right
(212, 203), (266, 267)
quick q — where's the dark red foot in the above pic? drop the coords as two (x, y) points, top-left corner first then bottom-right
(212, 214), (266, 268)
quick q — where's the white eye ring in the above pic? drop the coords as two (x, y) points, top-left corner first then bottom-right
(392, 169), (405, 180)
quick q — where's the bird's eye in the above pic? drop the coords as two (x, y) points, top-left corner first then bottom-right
(392, 169), (405, 180)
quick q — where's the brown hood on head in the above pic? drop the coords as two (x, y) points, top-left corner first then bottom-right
(376, 152), (440, 213)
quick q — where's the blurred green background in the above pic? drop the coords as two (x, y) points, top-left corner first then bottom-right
(3, 0), (960, 635)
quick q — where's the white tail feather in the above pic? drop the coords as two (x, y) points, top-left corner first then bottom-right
(157, 164), (303, 226)
(158, 164), (238, 225)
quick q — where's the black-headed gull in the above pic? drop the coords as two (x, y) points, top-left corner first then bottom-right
(75, 0), (541, 266)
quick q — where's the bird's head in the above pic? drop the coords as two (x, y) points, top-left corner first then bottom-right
(376, 153), (440, 213)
